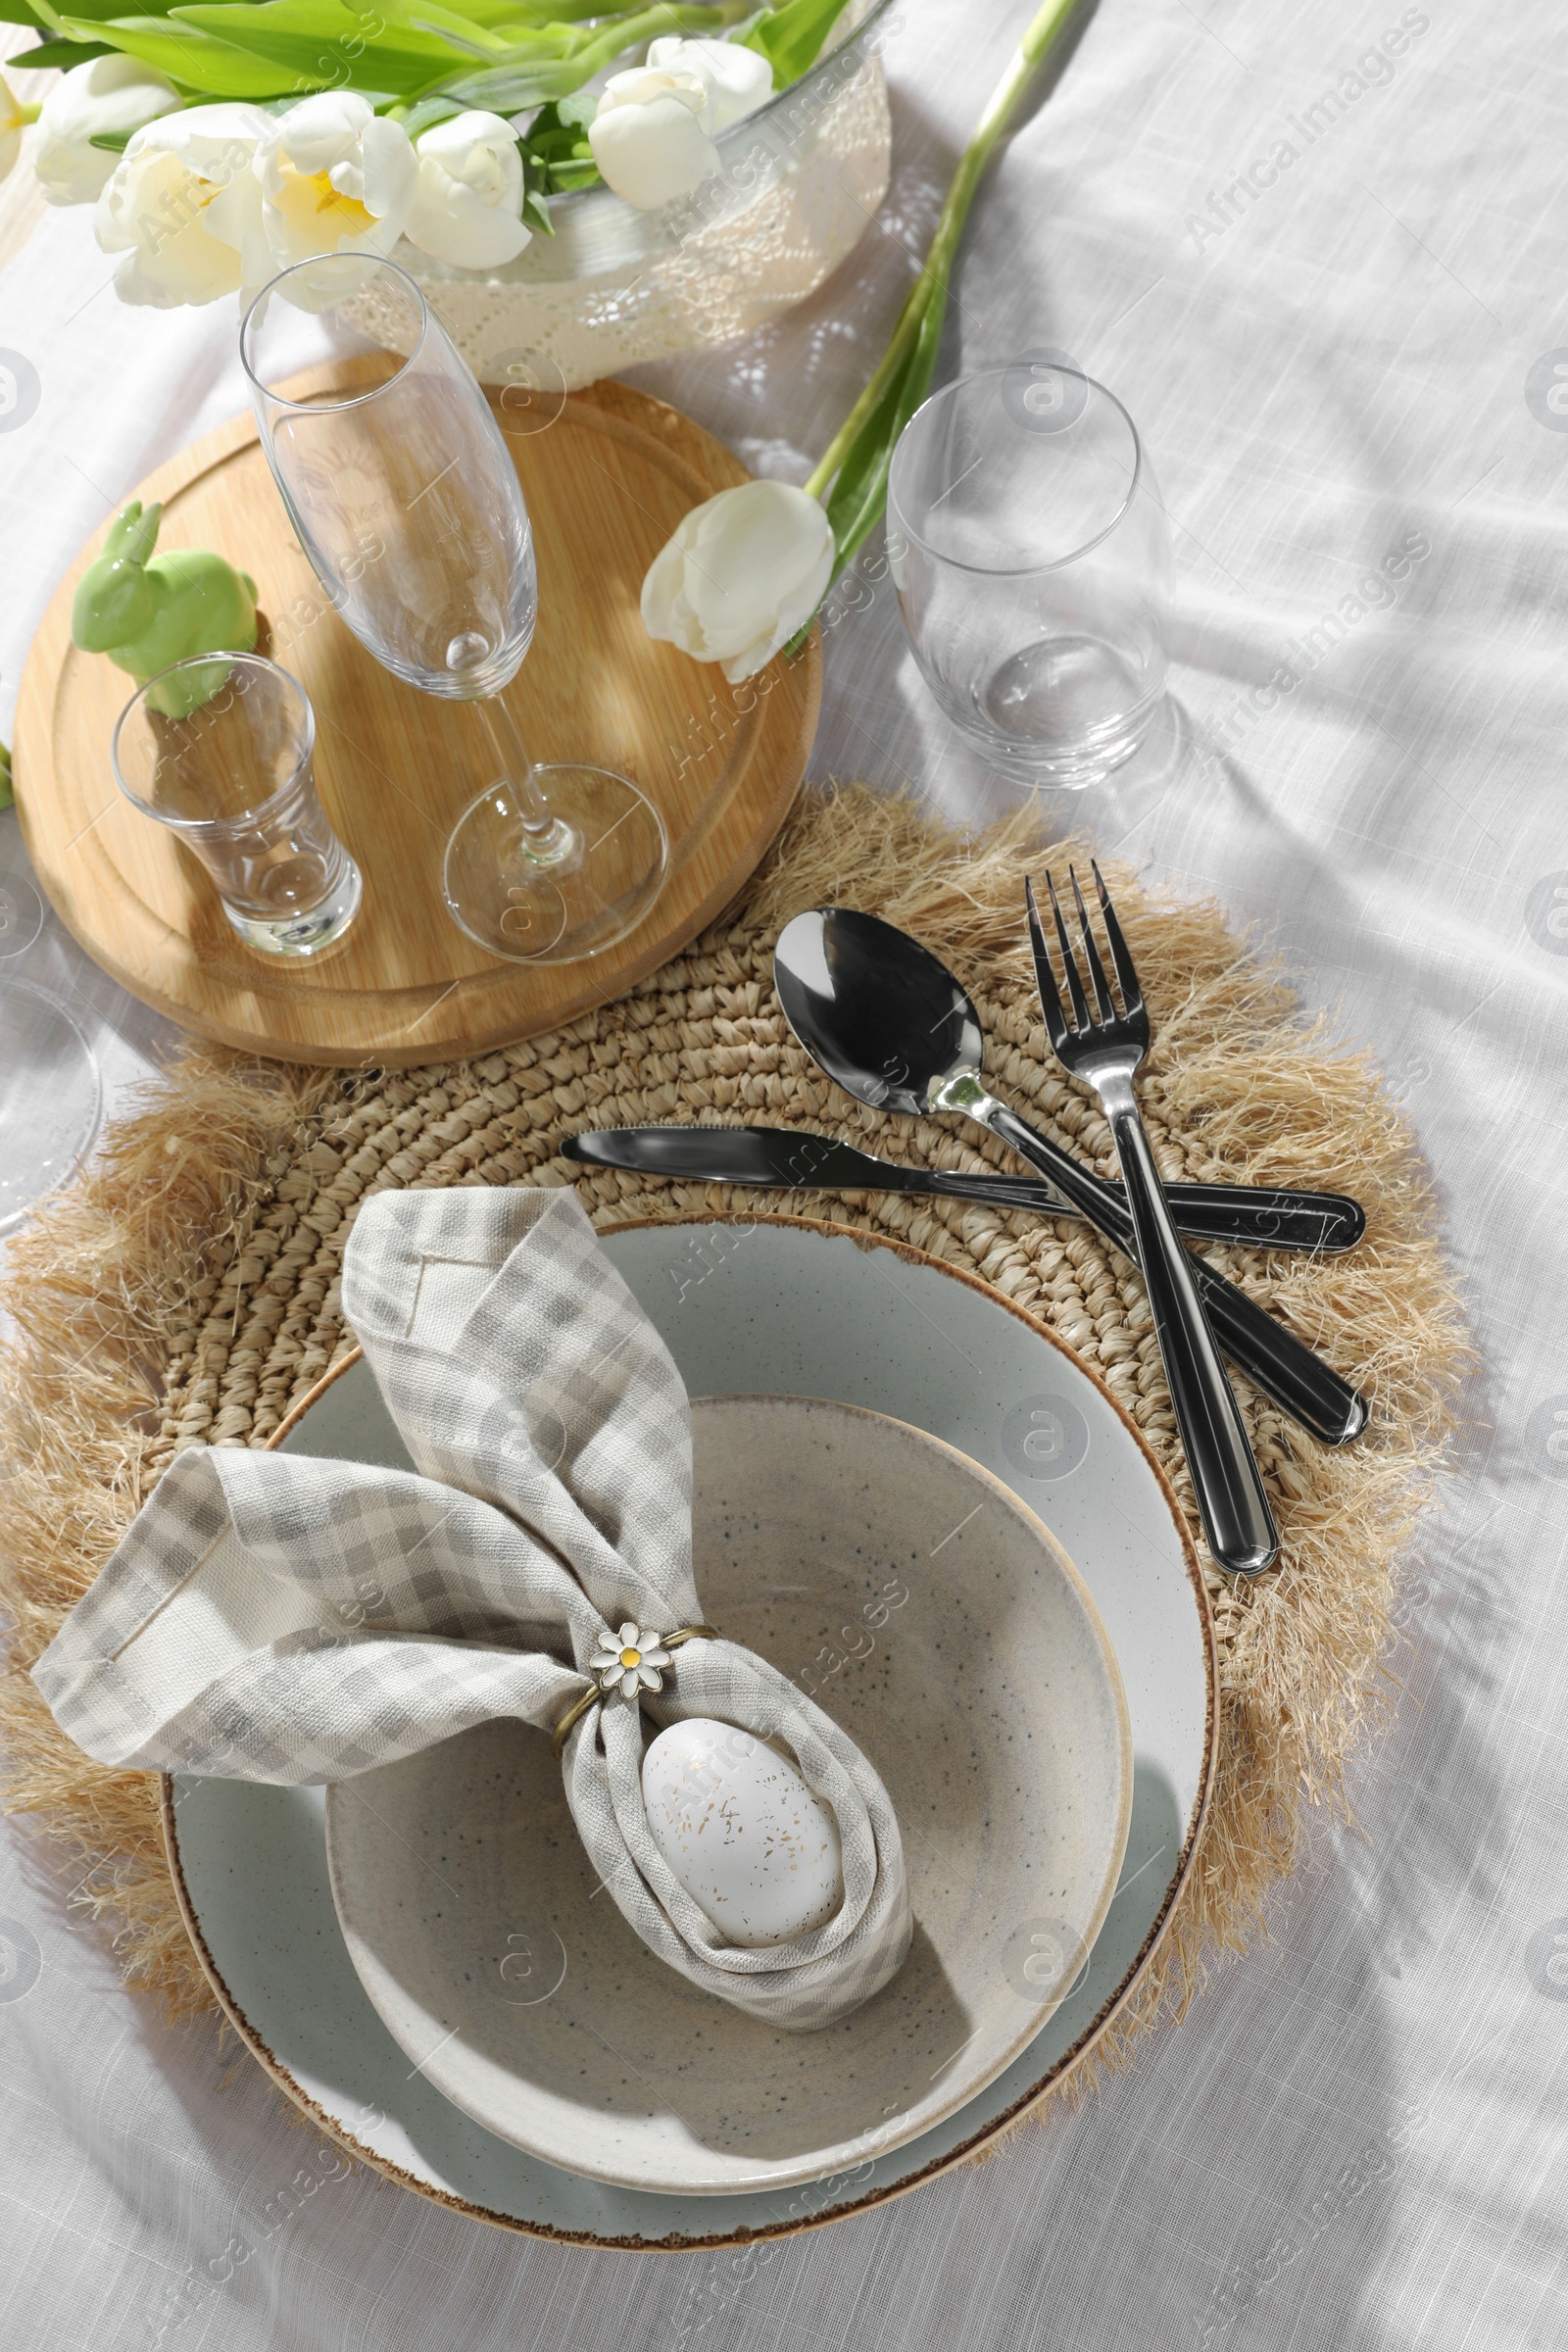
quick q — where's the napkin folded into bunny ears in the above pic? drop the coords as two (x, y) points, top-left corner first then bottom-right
(34, 1187), (911, 2030)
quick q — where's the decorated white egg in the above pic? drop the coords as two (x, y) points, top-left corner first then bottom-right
(641, 1717), (844, 1949)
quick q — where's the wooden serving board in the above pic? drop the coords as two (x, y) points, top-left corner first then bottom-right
(15, 366), (820, 1068)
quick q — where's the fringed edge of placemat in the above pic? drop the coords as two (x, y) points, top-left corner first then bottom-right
(0, 783), (1468, 2134)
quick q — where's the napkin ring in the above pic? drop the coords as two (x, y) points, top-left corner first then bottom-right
(552, 1623), (719, 1758)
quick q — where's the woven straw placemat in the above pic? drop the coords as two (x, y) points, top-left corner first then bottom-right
(0, 784), (1463, 2094)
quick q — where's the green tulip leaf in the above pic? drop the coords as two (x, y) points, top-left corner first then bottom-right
(520, 90), (595, 163)
(61, 16), (309, 94)
(393, 0), (568, 56)
(436, 58), (586, 107)
(397, 90), (466, 137)
(741, 0), (854, 85)
(514, 89), (601, 222)
(11, 32), (117, 62)
(40, 0), (188, 19)
(422, 0), (549, 22)
(171, 0), (480, 97)
(540, 86), (594, 130)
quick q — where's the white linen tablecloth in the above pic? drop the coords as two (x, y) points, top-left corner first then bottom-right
(3, 1), (1566, 2344)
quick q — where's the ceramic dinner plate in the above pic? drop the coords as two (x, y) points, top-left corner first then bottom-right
(164, 1215), (1216, 2244)
(323, 1392), (1133, 2194)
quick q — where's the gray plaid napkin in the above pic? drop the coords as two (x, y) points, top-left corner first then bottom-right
(33, 1187), (911, 2030)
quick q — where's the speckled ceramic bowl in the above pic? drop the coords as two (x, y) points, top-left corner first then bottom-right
(323, 1393), (1131, 2195)
(165, 1218), (1216, 2243)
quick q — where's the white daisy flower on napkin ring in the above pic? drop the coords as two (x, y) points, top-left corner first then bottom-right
(592, 1620), (673, 1700)
(553, 1620), (717, 1756)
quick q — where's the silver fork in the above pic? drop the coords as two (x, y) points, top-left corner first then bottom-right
(1026, 865), (1279, 1577)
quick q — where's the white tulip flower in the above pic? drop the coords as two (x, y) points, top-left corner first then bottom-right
(34, 56), (179, 207)
(1, 72), (31, 187)
(95, 106), (273, 309)
(587, 65), (718, 211)
(645, 37), (774, 136)
(259, 93), (416, 273)
(641, 479), (834, 683)
(405, 110), (531, 270)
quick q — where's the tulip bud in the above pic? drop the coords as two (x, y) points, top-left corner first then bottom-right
(34, 57), (179, 207)
(406, 111), (531, 270)
(587, 39), (775, 212)
(645, 36), (774, 136)
(642, 480), (834, 683)
(588, 67), (717, 212)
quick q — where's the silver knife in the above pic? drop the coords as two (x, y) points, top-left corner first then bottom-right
(563, 1127), (1365, 1253)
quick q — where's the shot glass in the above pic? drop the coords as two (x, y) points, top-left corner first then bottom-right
(112, 654), (362, 956)
(888, 364), (1173, 787)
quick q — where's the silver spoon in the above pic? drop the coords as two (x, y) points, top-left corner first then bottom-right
(772, 906), (1368, 1450)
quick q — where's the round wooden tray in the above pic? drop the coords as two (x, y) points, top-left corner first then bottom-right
(14, 365), (820, 1068)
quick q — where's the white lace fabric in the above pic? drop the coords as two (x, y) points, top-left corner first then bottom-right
(345, 46), (892, 388)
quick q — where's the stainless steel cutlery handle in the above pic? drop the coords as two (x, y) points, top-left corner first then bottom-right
(1103, 1101), (1278, 1575)
(1184, 1250), (1367, 1445)
(976, 1096), (1369, 1453)
(565, 1126), (1365, 1252)
(926, 1165), (1361, 1250)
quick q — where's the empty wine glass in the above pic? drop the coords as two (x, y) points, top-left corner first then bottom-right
(0, 808), (104, 1235)
(0, 976), (102, 1235)
(240, 256), (667, 962)
(888, 364), (1172, 786)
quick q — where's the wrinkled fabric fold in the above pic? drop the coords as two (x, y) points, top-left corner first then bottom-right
(33, 1186), (911, 2028)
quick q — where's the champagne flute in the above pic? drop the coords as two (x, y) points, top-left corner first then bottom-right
(240, 256), (667, 963)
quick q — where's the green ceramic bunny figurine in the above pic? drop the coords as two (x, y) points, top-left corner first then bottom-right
(72, 502), (258, 718)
